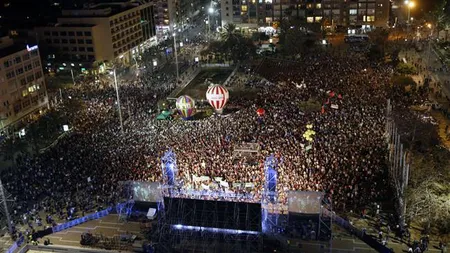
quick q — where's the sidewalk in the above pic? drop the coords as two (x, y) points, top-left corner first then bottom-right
(349, 213), (443, 253)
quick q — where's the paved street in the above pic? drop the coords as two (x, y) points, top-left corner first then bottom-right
(400, 42), (450, 101)
(42, 214), (143, 248)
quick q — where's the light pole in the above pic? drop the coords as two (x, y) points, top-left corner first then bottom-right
(208, 4), (214, 41)
(173, 32), (180, 82)
(133, 56), (139, 76)
(70, 68), (76, 86)
(427, 24), (433, 67)
(113, 68), (124, 134)
(404, 1), (415, 33)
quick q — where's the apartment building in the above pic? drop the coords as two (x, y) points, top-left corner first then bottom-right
(153, 0), (202, 38)
(0, 36), (48, 135)
(221, 0), (390, 33)
(35, 1), (156, 71)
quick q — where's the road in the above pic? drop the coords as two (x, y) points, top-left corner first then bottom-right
(400, 42), (450, 103)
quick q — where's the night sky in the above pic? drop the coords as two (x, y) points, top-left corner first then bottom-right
(408, 0), (446, 19)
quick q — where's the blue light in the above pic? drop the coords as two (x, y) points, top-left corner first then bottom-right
(171, 225), (259, 235)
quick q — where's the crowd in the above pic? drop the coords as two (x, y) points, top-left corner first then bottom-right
(1, 48), (403, 237)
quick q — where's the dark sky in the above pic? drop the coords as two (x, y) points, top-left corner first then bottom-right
(418, 0), (445, 12)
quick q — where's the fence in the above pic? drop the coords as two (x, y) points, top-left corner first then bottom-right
(52, 208), (112, 233)
(385, 99), (410, 229)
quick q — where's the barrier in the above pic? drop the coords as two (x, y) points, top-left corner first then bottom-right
(52, 208), (112, 233)
(330, 212), (393, 253)
(6, 204), (132, 253)
(6, 236), (24, 253)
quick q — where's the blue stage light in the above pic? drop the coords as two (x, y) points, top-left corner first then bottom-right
(172, 225), (260, 235)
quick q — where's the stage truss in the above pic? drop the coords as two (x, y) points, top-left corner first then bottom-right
(153, 149), (333, 252)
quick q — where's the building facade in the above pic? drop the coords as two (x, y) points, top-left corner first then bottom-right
(35, 1), (156, 71)
(0, 37), (48, 135)
(153, 0), (202, 38)
(221, 0), (390, 33)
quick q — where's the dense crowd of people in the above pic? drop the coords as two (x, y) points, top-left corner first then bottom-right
(1, 47), (406, 237)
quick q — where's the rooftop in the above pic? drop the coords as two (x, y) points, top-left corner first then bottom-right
(61, 2), (142, 18)
(0, 44), (28, 59)
(56, 23), (97, 27)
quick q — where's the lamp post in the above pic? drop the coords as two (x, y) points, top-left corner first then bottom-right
(208, 4), (214, 41)
(404, 1), (415, 33)
(427, 24), (433, 66)
(173, 32), (180, 82)
(70, 68), (76, 86)
(133, 56), (139, 76)
(113, 68), (124, 134)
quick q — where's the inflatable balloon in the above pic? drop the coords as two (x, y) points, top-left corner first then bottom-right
(303, 124), (316, 142)
(206, 85), (229, 113)
(176, 95), (196, 119)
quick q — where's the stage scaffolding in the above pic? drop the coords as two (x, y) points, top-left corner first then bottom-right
(261, 154), (283, 234)
(157, 197), (262, 253)
(155, 149), (262, 253)
(154, 150), (333, 252)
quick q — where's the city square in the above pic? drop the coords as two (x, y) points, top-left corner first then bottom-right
(0, 0), (449, 253)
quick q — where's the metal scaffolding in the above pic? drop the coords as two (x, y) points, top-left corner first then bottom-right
(0, 179), (14, 234)
(156, 197), (262, 253)
(155, 149), (262, 253)
(261, 154), (282, 234)
(161, 149), (178, 189)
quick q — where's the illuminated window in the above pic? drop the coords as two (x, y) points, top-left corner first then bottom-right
(316, 3), (321, 9)
(366, 16), (375, 22)
(306, 3), (313, 9)
(22, 89), (28, 97)
(307, 17), (314, 23)
(28, 85), (36, 93)
(241, 5), (247, 11)
(315, 16), (322, 22)
(349, 9), (357, 15)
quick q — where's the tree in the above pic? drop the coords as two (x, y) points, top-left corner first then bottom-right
(395, 63), (418, 75)
(218, 23), (256, 63)
(443, 18), (450, 41)
(368, 28), (390, 55)
(427, 0), (449, 36)
(220, 23), (239, 42)
(367, 44), (384, 61)
(405, 147), (450, 234)
(0, 138), (28, 165)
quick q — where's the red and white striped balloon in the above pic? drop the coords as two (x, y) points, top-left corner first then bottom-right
(206, 85), (229, 113)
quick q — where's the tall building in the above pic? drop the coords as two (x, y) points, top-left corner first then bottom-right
(153, 0), (202, 38)
(35, 1), (156, 72)
(221, 0), (390, 33)
(0, 36), (48, 135)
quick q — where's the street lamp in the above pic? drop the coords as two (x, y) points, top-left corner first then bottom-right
(173, 32), (180, 82)
(404, 0), (415, 33)
(132, 56), (139, 76)
(112, 68), (124, 134)
(207, 3), (214, 41)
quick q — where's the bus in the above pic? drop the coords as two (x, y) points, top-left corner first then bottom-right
(344, 34), (369, 43)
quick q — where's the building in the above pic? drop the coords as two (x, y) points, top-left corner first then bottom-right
(0, 36), (48, 135)
(153, 0), (202, 38)
(221, 0), (390, 33)
(35, 1), (156, 71)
